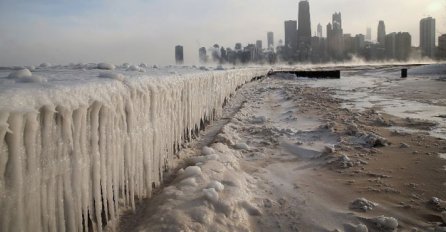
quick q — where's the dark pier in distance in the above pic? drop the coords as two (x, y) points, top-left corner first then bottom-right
(269, 70), (341, 79)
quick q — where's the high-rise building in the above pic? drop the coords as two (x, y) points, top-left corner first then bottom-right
(354, 34), (365, 53)
(317, 23), (323, 37)
(439, 34), (446, 59)
(175, 45), (184, 64)
(333, 12), (342, 31)
(256, 40), (263, 50)
(420, 17), (436, 58)
(298, 1), (311, 42)
(377, 21), (386, 46)
(199, 47), (207, 63)
(385, 32), (411, 61)
(366, 27), (372, 42)
(284, 20), (298, 51)
(327, 12), (344, 59)
(235, 43), (242, 51)
(297, 0), (312, 61)
(267, 32), (274, 49)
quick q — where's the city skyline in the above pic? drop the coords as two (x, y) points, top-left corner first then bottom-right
(0, 0), (445, 66)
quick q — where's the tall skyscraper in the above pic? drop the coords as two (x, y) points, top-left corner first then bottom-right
(267, 32), (274, 49)
(366, 27), (372, 42)
(256, 40), (263, 50)
(333, 12), (342, 31)
(439, 34), (446, 59)
(327, 12), (344, 59)
(377, 21), (386, 46)
(317, 23), (323, 37)
(175, 45), (184, 64)
(199, 47), (207, 63)
(284, 20), (298, 51)
(385, 32), (411, 61)
(298, 1), (311, 42)
(420, 17), (436, 58)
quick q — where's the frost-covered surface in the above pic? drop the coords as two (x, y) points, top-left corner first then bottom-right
(0, 65), (267, 231)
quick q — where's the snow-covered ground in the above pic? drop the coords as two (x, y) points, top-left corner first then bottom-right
(120, 63), (446, 232)
(0, 64), (267, 232)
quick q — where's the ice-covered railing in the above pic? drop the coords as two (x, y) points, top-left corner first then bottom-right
(0, 66), (267, 231)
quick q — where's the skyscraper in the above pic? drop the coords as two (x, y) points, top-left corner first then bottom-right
(317, 23), (322, 38)
(297, 1), (311, 60)
(284, 20), (298, 51)
(199, 47), (207, 63)
(327, 12), (344, 59)
(377, 21), (386, 46)
(420, 17), (436, 58)
(175, 45), (184, 64)
(267, 32), (274, 49)
(298, 1), (311, 42)
(439, 34), (446, 59)
(256, 40), (263, 50)
(366, 27), (372, 42)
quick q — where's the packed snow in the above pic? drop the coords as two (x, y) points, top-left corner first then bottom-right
(0, 64), (267, 232)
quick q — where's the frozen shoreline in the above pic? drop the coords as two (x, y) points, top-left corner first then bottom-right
(120, 64), (446, 231)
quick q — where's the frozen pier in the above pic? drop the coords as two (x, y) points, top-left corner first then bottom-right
(0, 65), (267, 231)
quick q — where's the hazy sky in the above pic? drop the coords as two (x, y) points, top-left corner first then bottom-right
(0, 0), (445, 66)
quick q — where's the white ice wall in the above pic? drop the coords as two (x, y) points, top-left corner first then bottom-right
(0, 68), (266, 232)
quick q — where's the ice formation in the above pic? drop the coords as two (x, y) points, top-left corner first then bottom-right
(0, 67), (266, 231)
(97, 62), (116, 70)
(98, 72), (126, 81)
(7, 68), (48, 83)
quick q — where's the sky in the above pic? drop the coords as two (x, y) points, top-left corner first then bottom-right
(0, 0), (445, 66)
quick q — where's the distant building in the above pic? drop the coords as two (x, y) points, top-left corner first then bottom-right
(284, 20), (298, 51)
(385, 32), (411, 61)
(420, 17), (436, 58)
(366, 27), (372, 42)
(439, 34), (446, 59)
(267, 32), (274, 49)
(199, 47), (207, 63)
(175, 45), (184, 64)
(317, 23), (323, 37)
(327, 12), (344, 59)
(354, 34), (365, 53)
(298, 1), (311, 44)
(235, 43), (242, 51)
(377, 20), (386, 47)
(256, 40), (263, 50)
(343, 34), (355, 55)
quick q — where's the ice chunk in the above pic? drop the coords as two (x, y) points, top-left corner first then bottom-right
(8, 69), (32, 79)
(203, 188), (219, 202)
(207, 181), (224, 192)
(202, 146), (216, 156)
(181, 166), (202, 178)
(350, 198), (378, 212)
(372, 216), (398, 230)
(234, 143), (250, 150)
(7, 69), (47, 83)
(97, 63), (116, 70)
(179, 177), (198, 187)
(127, 65), (143, 72)
(98, 72), (125, 81)
(39, 62), (51, 68)
(354, 224), (368, 232)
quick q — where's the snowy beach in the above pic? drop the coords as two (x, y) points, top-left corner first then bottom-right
(118, 63), (446, 231)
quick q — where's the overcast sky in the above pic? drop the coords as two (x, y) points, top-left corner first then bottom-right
(0, 0), (445, 66)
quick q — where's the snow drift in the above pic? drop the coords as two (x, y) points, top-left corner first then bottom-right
(0, 67), (266, 231)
